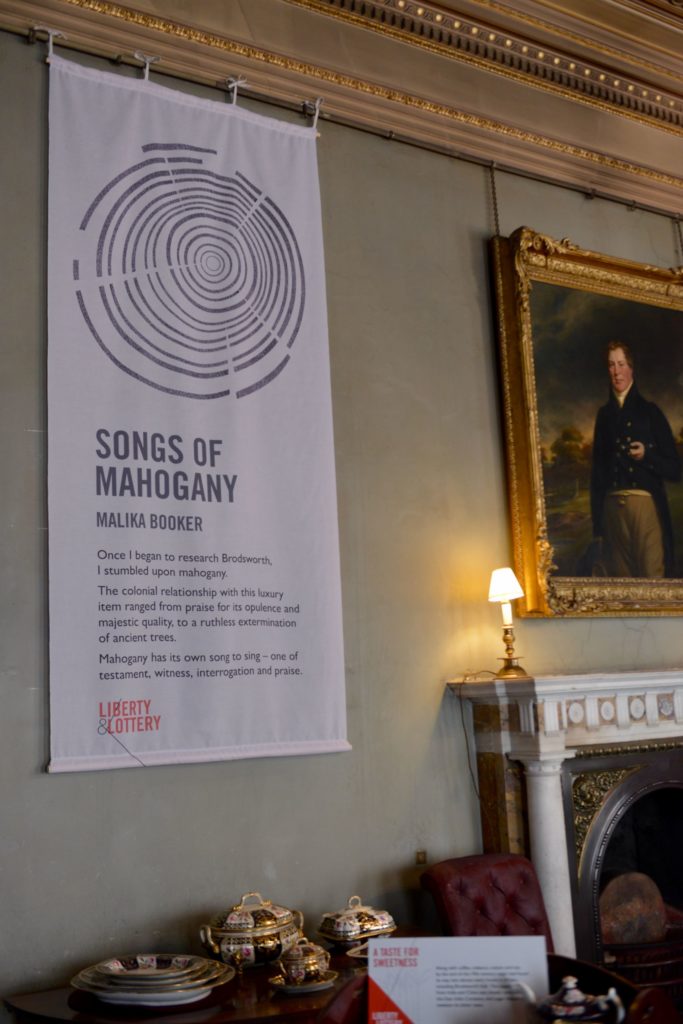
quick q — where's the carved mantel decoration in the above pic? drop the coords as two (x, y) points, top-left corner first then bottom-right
(571, 767), (639, 866)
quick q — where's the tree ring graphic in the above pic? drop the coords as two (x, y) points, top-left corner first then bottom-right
(73, 143), (306, 399)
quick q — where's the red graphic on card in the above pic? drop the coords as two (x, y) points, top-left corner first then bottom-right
(368, 977), (414, 1023)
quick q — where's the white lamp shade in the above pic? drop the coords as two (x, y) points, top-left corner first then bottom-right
(488, 567), (524, 603)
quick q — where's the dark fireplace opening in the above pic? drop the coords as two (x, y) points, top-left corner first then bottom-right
(566, 745), (683, 1013)
(601, 787), (683, 916)
(598, 786), (683, 1008)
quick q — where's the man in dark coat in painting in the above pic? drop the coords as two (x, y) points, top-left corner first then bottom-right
(591, 342), (681, 577)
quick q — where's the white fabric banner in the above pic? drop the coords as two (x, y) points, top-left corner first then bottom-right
(47, 57), (348, 771)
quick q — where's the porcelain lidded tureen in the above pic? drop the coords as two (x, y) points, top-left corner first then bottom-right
(200, 891), (303, 968)
(318, 895), (396, 947)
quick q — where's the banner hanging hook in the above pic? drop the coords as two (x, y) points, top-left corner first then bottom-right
(32, 26), (66, 63)
(133, 51), (160, 81)
(302, 98), (324, 135)
(226, 76), (247, 105)
(311, 97), (323, 131)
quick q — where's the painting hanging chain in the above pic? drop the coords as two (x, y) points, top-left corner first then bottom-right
(675, 215), (683, 265)
(489, 163), (501, 238)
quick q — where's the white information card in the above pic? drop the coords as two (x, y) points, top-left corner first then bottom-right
(368, 936), (548, 1024)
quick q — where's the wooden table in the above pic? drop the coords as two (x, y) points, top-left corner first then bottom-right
(9, 950), (680, 1024)
(4, 955), (364, 1024)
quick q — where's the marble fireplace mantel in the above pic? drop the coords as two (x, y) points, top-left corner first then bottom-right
(450, 669), (683, 958)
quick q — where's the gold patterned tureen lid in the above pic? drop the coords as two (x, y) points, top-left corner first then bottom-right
(279, 937), (329, 966)
(211, 892), (299, 934)
(318, 895), (396, 943)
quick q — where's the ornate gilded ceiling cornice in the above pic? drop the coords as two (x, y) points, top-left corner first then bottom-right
(445, 0), (683, 76)
(286, 0), (683, 133)
(2, 0), (681, 212)
(49, 0), (683, 150)
(14, 0), (671, 192)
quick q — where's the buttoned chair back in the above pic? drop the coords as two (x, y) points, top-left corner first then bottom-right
(420, 853), (554, 952)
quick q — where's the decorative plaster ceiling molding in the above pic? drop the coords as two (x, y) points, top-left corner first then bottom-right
(498, 0), (683, 78)
(0, 0), (681, 214)
(289, 0), (683, 131)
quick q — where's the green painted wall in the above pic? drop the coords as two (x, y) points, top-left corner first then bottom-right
(1, 28), (680, 1009)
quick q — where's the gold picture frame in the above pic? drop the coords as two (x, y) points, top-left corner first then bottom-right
(491, 226), (683, 617)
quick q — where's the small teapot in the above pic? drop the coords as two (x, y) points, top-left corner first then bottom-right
(518, 975), (625, 1023)
(277, 937), (331, 985)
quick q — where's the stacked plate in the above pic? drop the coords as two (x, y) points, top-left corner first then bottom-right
(71, 953), (235, 1006)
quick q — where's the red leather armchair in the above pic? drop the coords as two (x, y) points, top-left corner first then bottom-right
(316, 974), (367, 1024)
(421, 857), (682, 1021)
(420, 852), (554, 952)
(625, 986), (682, 1023)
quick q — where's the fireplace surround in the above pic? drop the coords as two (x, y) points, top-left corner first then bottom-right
(454, 669), (683, 963)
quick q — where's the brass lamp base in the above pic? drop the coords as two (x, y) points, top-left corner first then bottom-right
(495, 658), (533, 681)
(495, 625), (533, 681)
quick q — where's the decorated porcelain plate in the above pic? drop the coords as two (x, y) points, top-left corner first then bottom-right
(345, 943), (368, 960)
(71, 961), (235, 1005)
(74, 962), (232, 991)
(269, 970), (338, 996)
(95, 954), (206, 982)
(82, 962), (230, 990)
(98, 962), (224, 987)
(80, 985), (214, 1006)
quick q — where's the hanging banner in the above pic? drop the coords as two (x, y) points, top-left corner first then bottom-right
(47, 57), (348, 771)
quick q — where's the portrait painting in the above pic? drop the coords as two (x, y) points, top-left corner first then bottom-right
(491, 227), (683, 616)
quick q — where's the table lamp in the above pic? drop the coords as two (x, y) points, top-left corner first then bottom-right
(488, 567), (531, 680)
